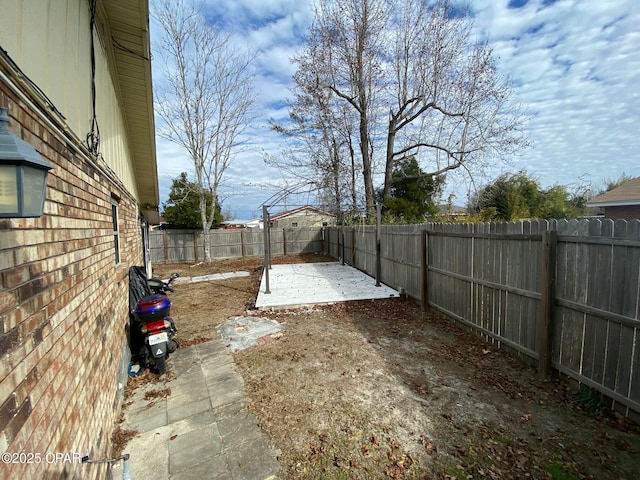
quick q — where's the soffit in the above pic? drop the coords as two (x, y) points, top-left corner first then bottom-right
(102, 0), (159, 215)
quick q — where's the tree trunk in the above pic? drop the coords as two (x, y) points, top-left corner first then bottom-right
(200, 195), (212, 262)
(359, 105), (375, 214)
(331, 138), (342, 212)
(383, 118), (397, 201)
(349, 138), (357, 210)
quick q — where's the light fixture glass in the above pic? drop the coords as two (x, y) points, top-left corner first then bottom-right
(0, 165), (19, 214)
(0, 107), (54, 218)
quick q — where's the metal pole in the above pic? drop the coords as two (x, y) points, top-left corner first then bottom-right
(122, 455), (131, 480)
(538, 229), (556, 377)
(375, 203), (381, 287)
(421, 230), (428, 310)
(262, 205), (270, 294)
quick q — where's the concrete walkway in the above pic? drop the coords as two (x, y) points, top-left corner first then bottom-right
(172, 271), (250, 285)
(121, 340), (280, 480)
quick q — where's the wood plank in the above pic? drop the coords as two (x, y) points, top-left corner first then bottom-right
(604, 322), (622, 391)
(525, 297), (539, 352)
(610, 223), (629, 316)
(630, 330), (640, 403)
(586, 243), (612, 311)
(560, 310), (584, 373)
(497, 289), (507, 340)
(581, 315), (598, 380)
(575, 240), (589, 304)
(505, 291), (520, 343)
(591, 315), (609, 385)
(622, 243), (640, 319)
(552, 307), (564, 365)
(615, 325), (635, 396)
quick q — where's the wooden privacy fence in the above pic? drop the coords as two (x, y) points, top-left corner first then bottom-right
(326, 219), (640, 420)
(149, 227), (324, 263)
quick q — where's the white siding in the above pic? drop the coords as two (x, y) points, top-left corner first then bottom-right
(0, 0), (138, 197)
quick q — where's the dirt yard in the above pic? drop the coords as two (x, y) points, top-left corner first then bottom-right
(151, 255), (640, 480)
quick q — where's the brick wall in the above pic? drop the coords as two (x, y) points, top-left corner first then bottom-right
(0, 74), (143, 479)
(604, 205), (640, 221)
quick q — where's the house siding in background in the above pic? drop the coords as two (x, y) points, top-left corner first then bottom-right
(270, 206), (337, 228)
(587, 177), (640, 220)
(0, 1), (158, 478)
(601, 205), (640, 221)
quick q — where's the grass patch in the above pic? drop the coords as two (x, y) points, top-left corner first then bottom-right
(547, 462), (580, 480)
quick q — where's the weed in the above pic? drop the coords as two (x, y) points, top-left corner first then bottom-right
(317, 468), (350, 480)
(547, 462), (580, 480)
(576, 386), (603, 414)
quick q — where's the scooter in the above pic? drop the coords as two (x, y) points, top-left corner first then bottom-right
(133, 274), (180, 374)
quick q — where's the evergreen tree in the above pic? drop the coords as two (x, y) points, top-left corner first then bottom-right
(162, 172), (222, 229)
(470, 171), (587, 221)
(381, 157), (444, 223)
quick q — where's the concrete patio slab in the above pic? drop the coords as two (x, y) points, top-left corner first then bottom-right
(255, 261), (399, 309)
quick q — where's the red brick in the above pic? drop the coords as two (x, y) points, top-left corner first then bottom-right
(2, 265), (31, 288)
(0, 88), (145, 480)
(0, 290), (17, 315)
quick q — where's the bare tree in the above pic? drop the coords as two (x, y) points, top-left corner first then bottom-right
(290, 0), (527, 214)
(152, 0), (256, 261)
(267, 68), (362, 213)
(293, 0), (389, 214)
(382, 0), (527, 201)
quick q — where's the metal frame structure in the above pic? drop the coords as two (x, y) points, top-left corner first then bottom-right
(260, 202), (383, 295)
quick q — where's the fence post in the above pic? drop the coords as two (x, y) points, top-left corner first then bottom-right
(262, 205), (270, 294)
(241, 229), (246, 257)
(375, 204), (381, 286)
(538, 229), (557, 378)
(163, 230), (168, 264)
(351, 227), (356, 266)
(194, 231), (199, 263)
(322, 227), (326, 256)
(421, 230), (428, 311)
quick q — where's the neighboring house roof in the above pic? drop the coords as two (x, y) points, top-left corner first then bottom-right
(270, 206), (336, 219)
(221, 219), (263, 228)
(103, 0), (159, 222)
(587, 177), (640, 207)
(246, 219), (263, 228)
(222, 220), (251, 226)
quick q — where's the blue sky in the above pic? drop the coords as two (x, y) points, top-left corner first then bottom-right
(150, 0), (640, 219)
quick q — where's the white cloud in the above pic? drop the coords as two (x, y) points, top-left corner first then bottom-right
(152, 0), (640, 217)
(462, 0), (640, 197)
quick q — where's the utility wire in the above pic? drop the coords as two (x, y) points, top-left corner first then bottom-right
(86, 0), (101, 157)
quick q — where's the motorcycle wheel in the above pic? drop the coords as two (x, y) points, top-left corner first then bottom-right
(154, 355), (167, 374)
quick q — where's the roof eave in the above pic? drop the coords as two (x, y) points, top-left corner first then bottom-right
(587, 200), (640, 207)
(103, 0), (159, 212)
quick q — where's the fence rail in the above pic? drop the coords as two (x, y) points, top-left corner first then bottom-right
(149, 227), (324, 263)
(326, 218), (640, 421)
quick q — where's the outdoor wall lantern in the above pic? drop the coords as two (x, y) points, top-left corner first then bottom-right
(0, 107), (54, 218)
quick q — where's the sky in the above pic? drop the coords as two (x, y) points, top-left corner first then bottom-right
(150, 0), (640, 220)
